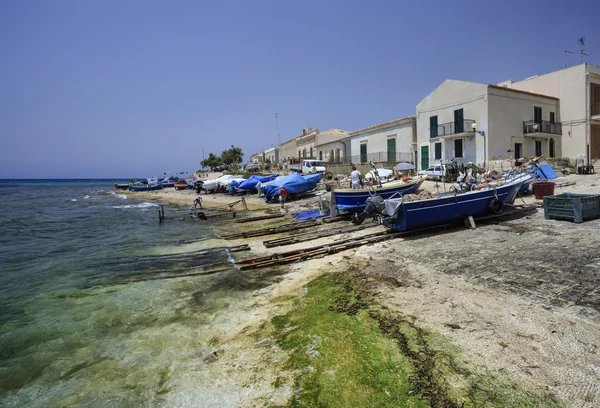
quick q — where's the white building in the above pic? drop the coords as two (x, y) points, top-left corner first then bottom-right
(347, 116), (415, 165)
(278, 128), (318, 165)
(416, 80), (560, 170)
(499, 63), (600, 165)
(314, 129), (350, 163)
(263, 146), (279, 165)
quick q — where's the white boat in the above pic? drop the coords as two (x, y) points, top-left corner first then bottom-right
(200, 175), (243, 192)
(364, 168), (395, 184)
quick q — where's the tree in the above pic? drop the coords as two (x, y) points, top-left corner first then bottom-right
(221, 145), (244, 166)
(201, 153), (223, 171)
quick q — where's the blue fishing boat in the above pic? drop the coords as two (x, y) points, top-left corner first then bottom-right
(231, 174), (279, 194)
(353, 173), (530, 231)
(261, 172), (323, 203)
(331, 177), (424, 215)
(128, 183), (163, 192)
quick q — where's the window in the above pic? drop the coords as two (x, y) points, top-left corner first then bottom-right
(454, 139), (463, 158)
(319, 151), (323, 160)
(549, 112), (555, 124)
(303, 149), (306, 158)
(514, 143), (522, 159)
(534, 106), (542, 123)
(387, 138), (396, 162)
(454, 109), (464, 133)
(549, 138), (555, 158)
(430, 116), (438, 138)
(535, 140), (542, 157)
(310, 147), (313, 158)
(360, 143), (367, 163)
(434, 142), (442, 160)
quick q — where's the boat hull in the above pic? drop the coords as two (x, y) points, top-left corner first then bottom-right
(382, 180), (524, 231)
(128, 184), (163, 192)
(174, 182), (188, 190)
(333, 180), (423, 214)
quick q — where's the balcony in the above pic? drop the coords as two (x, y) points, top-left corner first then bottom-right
(431, 119), (475, 139)
(523, 120), (562, 136)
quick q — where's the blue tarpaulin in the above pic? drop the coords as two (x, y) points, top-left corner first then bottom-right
(536, 163), (557, 180)
(237, 174), (279, 191)
(262, 172), (323, 203)
(293, 209), (328, 220)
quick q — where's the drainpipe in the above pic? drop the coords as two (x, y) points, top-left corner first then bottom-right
(585, 66), (591, 167)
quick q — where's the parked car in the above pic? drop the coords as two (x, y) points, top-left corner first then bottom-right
(245, 163), (260, 172)
(418, 164), (446, 180)
(289, 160), (327, 175)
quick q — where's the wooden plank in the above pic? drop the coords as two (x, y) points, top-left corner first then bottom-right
(220, 220), (319, 240)
(230, 214), (286, 223)
(263, 223), (377, 248)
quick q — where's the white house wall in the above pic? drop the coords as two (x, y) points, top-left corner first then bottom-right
(487, 87), (560, 160)
(507, 64), (588, 159)
(350, 122), (413, 162)
(416, 80), (488, 166)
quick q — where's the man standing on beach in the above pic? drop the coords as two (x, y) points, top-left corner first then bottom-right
(351, 166), (361, 190)
(279, 186), (287, 208)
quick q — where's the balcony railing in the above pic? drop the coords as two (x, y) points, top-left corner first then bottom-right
(347, 152), (413, 165)
(431, 119), (475, 138)
(592, 102), (600, 116)
(523, 120), (562, 135)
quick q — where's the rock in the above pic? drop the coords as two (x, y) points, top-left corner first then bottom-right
(562, 168), (572, 175)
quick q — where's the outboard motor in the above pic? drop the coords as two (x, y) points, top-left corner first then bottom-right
(352, 195), (385, 225)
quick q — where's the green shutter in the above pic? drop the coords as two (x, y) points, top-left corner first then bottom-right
(420, 146), (429, 170)
(387, 138), (396, 162)
(434, 142), (442, 160)
(454, 109), (464, 133)
(430, 116), (438, 138)
(360, 144), (367, 163)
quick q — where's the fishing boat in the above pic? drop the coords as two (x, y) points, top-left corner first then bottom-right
(173, 181), (188, 190)
(353, 172), (531, 231)
(261, 172), (323, 203)
(128, 183), (163, 192)
(331, 177), (425, 215)
(232, 174), (279, 193)
(200, 175), (243, 193)
(114, 183), (129, 190)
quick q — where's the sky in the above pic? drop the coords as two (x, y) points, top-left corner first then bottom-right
(1, 0), (599, 178)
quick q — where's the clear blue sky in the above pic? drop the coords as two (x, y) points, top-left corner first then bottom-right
(1, 0), (599, 178)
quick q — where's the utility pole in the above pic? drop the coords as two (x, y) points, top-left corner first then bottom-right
(275, 113), (281, 146)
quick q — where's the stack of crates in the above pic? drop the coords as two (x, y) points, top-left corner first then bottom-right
(543, 193), (600, 223)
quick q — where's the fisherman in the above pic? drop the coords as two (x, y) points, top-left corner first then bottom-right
(351, 166), (362, 190)
(279, 186), (288, 208)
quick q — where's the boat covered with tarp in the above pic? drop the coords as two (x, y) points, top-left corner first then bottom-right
(230, 174), (279, 194)
(261, 172), (323, 202)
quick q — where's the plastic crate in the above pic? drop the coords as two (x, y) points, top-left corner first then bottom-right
(543, 193), (600, 223)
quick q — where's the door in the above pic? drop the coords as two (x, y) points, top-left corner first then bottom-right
(534, 106), (542, 124)
(535, 140), (542, 157)
(387, 138), (396, 162)
(454, 109), (464, 133)
(360, 143), (367, 163)
(420, 146), (429, 170)
(514, 143), (522, 159)
(549, 138), (555, 158)
(592, 125), (600, 159)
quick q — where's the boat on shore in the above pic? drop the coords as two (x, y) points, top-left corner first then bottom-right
(128, 183), (163, 192)
(173, 181), (188, 190)
(114, 183), (129, 190)
(331, 177), (425, 215)
(261, 172), (323, 203)
(352, 173), (531, 231)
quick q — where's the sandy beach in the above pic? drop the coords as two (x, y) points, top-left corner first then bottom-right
(122, 171), (600, 407)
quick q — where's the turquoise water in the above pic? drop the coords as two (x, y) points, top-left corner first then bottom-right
(0, 180), (263, 406)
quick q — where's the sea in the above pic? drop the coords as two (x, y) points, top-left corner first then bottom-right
(0, 179), (265, 407)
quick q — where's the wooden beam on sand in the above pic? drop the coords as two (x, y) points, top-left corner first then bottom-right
(263, 222), (377, 248)
(220, 219), (319, 240)
(221, 214), (286, 224)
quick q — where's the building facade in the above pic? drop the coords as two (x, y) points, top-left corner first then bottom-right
(278, 128), (319, 165)
(263, 146), (279, 165)
(416, 80), (560, 170)
(499, 63), (600, 164)
(347, 117), (415, 165)
(314, 129), (350, 163)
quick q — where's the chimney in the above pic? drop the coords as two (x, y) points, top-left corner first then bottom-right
(302, 128), (308, 136)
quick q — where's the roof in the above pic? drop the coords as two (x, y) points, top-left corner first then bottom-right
(488, 84), (559, 100)
(315, 129), (349, 147)
(349, 116), (415, 136)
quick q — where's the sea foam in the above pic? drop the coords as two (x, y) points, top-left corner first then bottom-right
(112, 202), (158, 209)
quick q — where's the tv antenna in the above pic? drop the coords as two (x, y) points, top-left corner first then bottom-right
(564, 50), (573, 68)
(579, 37), (588, 63)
